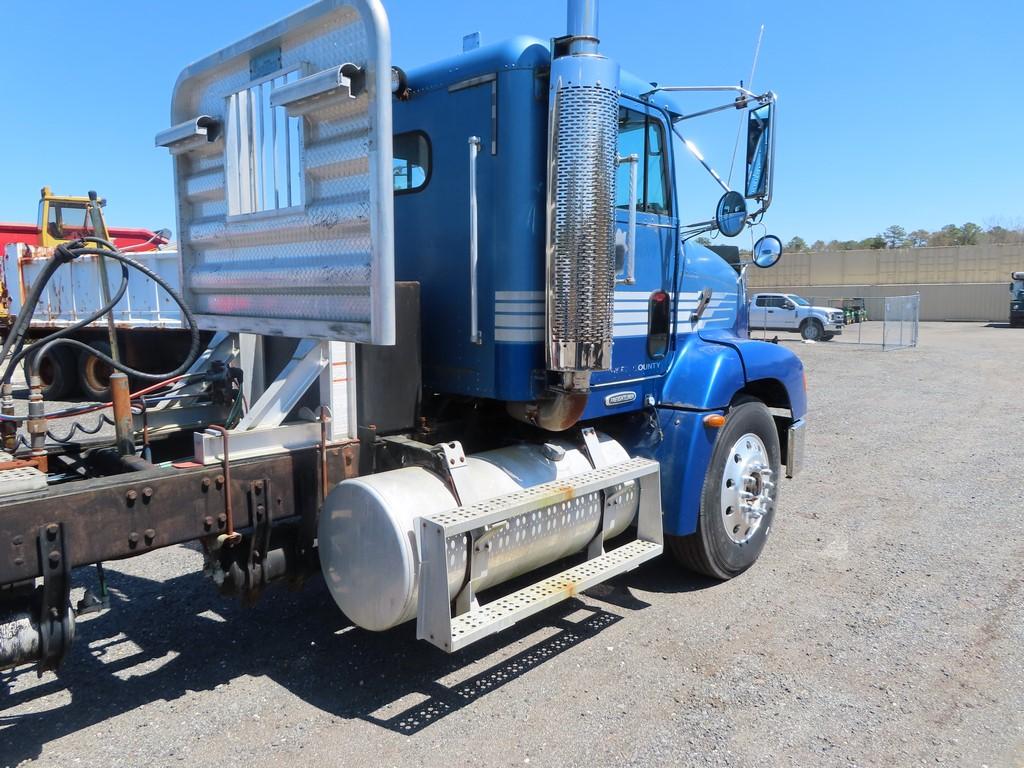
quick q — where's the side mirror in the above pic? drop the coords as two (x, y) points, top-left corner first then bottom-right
(745, 101), (774, 202)
(752, 235), (782, 268)
(715, 190), (747, 237)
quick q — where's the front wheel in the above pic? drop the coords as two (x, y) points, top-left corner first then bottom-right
(667, 399), (782, 579)
(800, 319), (823, 341)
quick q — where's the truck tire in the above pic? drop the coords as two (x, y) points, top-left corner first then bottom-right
(78, 341), (114, 401)
(822, 333), (835, 342)
(800, 319), (823, 341)
(26, 345), (78, 400)
(666, 399), (781, 580)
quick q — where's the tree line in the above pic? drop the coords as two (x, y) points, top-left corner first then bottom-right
(783, 222), (1024, 253)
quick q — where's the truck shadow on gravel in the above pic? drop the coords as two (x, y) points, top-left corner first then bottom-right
(0, 553), (713, 759)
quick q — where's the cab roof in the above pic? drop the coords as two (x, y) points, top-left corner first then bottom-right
(404, 35), (687, 115)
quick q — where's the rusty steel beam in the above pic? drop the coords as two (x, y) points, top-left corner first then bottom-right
(0, 442), (358, 586)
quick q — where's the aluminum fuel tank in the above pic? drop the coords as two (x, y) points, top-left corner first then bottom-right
(319, 434), (638, 631)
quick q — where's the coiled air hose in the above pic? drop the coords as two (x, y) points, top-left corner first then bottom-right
(1, 236), (201, 387)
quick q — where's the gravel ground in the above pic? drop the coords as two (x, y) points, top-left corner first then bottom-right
(1, 321), (1022, 767)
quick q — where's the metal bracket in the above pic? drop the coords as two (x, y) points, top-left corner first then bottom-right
(235, 340), (324, 431)
(246, 479), (273, 594)
(155, 115), (221, 155)
(436, 441), (472, 506)
(437, 439), (494, 615)
(36, 523), (73, 672)
(580, 427), (607, 469)
(579, 427), (615, 559)
(194, 339), (336, 465)
(270, 64), (364, 115)
(453, 519), (510, 616)
(416, 457), (663, 652)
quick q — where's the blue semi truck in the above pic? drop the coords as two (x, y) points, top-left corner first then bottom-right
(0, 0), (806, 669)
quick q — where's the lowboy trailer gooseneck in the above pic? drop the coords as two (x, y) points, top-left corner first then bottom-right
(0, 0), (805, 671)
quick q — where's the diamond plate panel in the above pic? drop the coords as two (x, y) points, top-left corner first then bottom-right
(159, 0), (394, 344)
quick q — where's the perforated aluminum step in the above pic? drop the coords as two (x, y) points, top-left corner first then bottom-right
(0, 466), (47, 496)
(427, 457), (659, 536)
(417, 457), (663, 652)
(448, 539), (662, 651)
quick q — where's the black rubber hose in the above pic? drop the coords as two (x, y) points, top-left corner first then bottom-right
(46, 414), (114, 443)
(20, 240), (201, 383)
(3, 260), (130, 386)
(0, 244), (79, 375)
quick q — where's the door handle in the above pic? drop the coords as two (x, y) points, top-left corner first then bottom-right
(690, 288), (712, 323)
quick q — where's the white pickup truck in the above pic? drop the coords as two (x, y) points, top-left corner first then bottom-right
(749, 292), (845, 341)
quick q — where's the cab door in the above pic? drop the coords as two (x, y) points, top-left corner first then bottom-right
(596, 103), (677, 389)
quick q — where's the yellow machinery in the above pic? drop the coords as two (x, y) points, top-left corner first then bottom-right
(36, 186), (109, 248)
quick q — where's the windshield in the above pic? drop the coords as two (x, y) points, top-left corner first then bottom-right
(786, 295), (810, 306)
(47, 203), (94, 240)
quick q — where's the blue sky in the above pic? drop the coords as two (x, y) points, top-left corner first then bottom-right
(1, 1), (1020, 245)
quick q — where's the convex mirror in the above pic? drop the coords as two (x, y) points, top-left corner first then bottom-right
(752, 235), (782, 268)
(715, 191), (747, 237)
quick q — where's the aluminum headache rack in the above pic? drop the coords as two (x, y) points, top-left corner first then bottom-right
(417, 457), (663, 652)
(157, 0), (395, 345)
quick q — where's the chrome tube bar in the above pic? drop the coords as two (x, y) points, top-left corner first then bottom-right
(468, 135), (482, 345)
(616, 154), (638, 285)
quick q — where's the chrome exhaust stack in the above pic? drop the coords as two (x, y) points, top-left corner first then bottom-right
(566, 0), (600, 54)
(508, 0), (619, 431)
(545, 0), (619, 377)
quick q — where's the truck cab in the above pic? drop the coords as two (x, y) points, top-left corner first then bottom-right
(0, 0), (812, 671)
(1010, 272), (1024, 327)
(749, 292), (845, 341)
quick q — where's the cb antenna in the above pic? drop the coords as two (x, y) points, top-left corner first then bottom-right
(727, 23), (765, 186)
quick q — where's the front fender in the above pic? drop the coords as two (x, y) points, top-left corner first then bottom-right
(659, 333), (745, 411)
(642, 333), (805, 537)
(728, 337), (807, 419)
(698, 332), (806, 419)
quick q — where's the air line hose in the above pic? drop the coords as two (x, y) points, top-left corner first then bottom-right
(1, 237), (202, 387)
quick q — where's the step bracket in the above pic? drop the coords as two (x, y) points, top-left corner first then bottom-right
(417, 456), (662, 652)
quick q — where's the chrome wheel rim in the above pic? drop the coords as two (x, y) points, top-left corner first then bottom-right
(720, 432), (774, 544)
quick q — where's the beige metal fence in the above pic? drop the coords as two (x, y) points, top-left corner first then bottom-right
(747, 244), (1022, 322)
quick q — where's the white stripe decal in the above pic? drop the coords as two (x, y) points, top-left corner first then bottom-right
(613, 311), (650, 323)
(495, 302), (543, 314)
(490, 290), (738, 342)
(496, 290), (543, 301)
(613, 291), (653, 300)
(495, 315), (544, 329)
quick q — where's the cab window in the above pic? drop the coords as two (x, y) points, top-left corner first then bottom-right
(393, 131), (430, 193)
(616, 107), (671, 215)
(47, 204), (93, 240)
